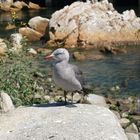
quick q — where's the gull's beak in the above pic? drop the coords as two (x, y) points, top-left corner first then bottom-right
(44, 54), (53, 60)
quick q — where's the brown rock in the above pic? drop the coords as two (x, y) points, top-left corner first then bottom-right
(11, 1), (23, 9)
(87, 53), (105, 60)
(19, 27), (43, 41)
(0, 3), (11, 11)
(12, 1), (28, 9)
(10, 7), (21, 12)
(5, 23), (16, 30)
(45, 40), (58, 47)
(28, 2), (40, 10)
(37, 48), (52, 55)
(73, 51), (86, 61)
(73, 51), (105, 61)
(28, 16), (49, 34)
(100, 46), (127, 55)
(0, 39), (7, 56)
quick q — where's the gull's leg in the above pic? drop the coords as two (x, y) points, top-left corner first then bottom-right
(80, 90), (86, 103)
(64, 90), (67, 105)
(71, 92), (74, 104)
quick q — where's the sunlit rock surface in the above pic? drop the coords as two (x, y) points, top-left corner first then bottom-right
(0, 91), (14, 113)
(19, 27), (43, 41)
(28, 16), (49, 35)
(0, 104), (127, 140)
(49, 0), (140, 48)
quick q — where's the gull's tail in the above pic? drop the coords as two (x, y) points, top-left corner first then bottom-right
(77, 87), (93, 104)
(82, 87), (93, 96)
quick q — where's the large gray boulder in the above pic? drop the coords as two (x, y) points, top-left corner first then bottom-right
(49, 0), (140, 48)
(0, 104), (127, 140)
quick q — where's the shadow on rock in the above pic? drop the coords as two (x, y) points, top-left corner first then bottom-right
(32, 102), (77, 108)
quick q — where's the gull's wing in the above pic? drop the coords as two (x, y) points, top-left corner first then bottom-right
(70, 64), (85, 87)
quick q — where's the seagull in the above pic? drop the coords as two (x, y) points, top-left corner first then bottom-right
(45, 48), (87, 104)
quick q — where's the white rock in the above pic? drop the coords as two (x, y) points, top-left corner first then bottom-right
(28, 48), (37, 55)
(6, 0), (13, 4)
(87, 94), (108, 108)
(73, 92), (81, 103)
(126, 133), (140, 140)
(125, 123), (139, 134)
(112, 110), (121, 119)
(121, 112), (129, 118)
(120, 118), (130, 128)
(0, 91), (14, 112)
(10, 33), (23, 53)
(0, 104), (128, 140)
(43, 95), (50, 101)
(122, 10), (136, 21)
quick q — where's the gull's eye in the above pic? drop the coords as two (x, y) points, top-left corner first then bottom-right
(55, 52), (63, 56)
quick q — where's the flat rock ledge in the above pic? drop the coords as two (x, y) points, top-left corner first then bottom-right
(0, 104), (128, 140)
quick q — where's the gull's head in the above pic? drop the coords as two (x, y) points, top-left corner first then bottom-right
(45, 48), (70, 62)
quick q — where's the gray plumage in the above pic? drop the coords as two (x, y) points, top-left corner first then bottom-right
(45, 48), (85, 104)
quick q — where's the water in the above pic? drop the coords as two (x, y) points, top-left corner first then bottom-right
(0, 7), (140, 98)
(0, 7), (59, 38)
(73, 48), (140, 97)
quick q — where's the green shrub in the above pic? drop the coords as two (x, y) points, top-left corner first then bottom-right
(0, 49), (49, 106)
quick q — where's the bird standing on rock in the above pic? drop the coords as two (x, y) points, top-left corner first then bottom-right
(45, 48), (88, 104)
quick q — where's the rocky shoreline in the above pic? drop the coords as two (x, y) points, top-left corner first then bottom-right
(0, 89), (140, 140)
(0, 0), (140, 140)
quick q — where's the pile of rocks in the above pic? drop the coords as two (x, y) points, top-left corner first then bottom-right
(19, 16), (49, 41)
(0, 0), (40, 12)
(0, 33), (38, 56)
(106, 96), (140, 140)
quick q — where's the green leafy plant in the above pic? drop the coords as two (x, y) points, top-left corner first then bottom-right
(0, 49), (49, 106)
